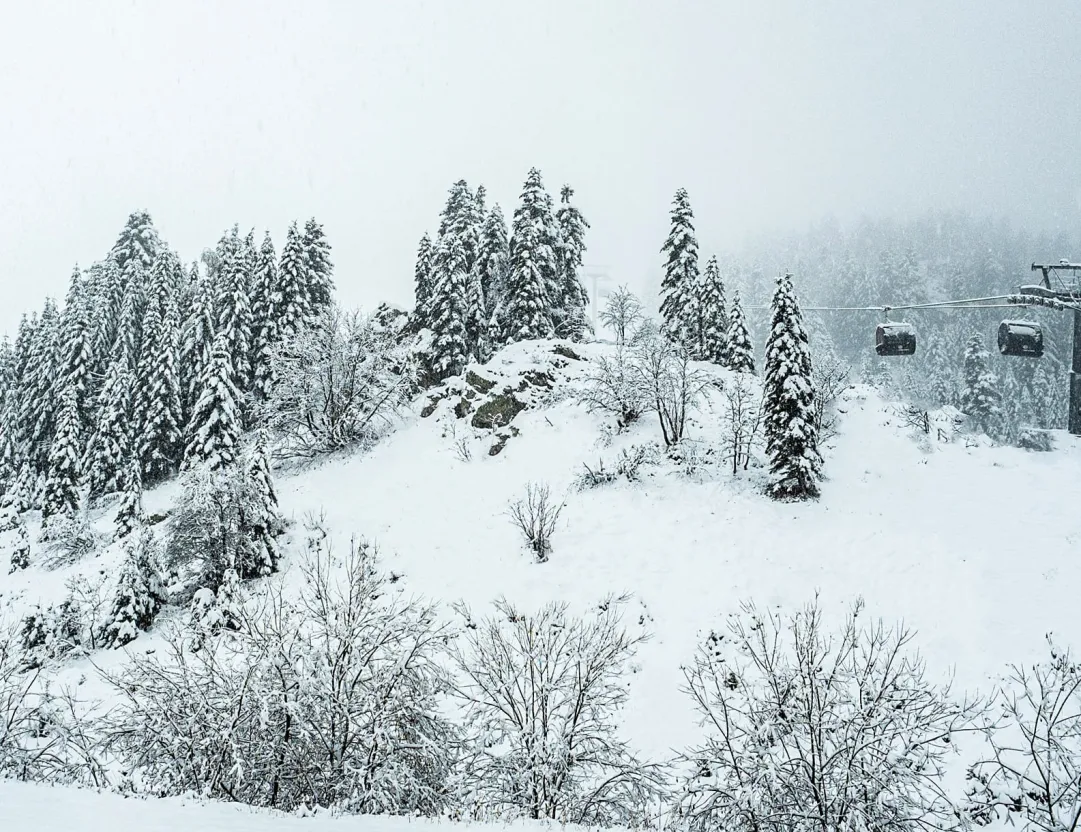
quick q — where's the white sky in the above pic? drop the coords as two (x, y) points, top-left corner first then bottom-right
(1, 0), (1079, 336)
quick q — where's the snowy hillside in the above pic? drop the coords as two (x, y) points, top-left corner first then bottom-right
(3, 337), (1081, 770)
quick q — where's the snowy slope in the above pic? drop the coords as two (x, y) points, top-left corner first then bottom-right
(3, 339), (1081, 766)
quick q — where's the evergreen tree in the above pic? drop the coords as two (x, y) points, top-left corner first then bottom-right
(427, 235), (470, 380)
(179, 266), (215, 421)
(301, 218), (335, 315)
(184, 335), (243, 471)
(723, 290), (755, 373)
(697, 255), (729, 363)
(763, 273), (821, 500)
(413, 232), (435, 331)
(277, 221), (309, 338)
(920, 331), (956, 407)
(659, 188), (700, 348)
(960, 333), (1002, 437)
(110, 211), (161, 275)
(90, 257), (124, 363)
(86, 340), (133, 498)
(216, 243), (253, 395)
(114, 456), (144, 540)
(245, 429), (281, 576)
(438, 180), (480, 273)
(249, 232), (279, 401)
(42, 387), (83, 521)
(8, 523), (29, 574)
(554, 185), (590, 341)
(21, 300), (61, 473)
(475, 205), (510, 318)
(100, 532), (163, 648)
(504, 169), (555, 342)
(138, 284), (183, 482)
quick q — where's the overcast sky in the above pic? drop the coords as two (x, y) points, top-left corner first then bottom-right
(0, 0), (1078, 336)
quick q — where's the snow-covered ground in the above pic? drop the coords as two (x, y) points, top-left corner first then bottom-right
(3, 339), (1081, 816)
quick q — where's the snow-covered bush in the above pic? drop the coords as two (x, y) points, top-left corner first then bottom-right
(8, 523), (30, 573)
(1016, 425), (1054, 452)
(449, 596), (665, 826)
(579, 345), (648, 431)
(38, 513), (100, 568)
(507, 482), (565, 563)
(720, 371), (762, 475)
(99, 531), (165, 649)
(679, 598), (980, 832)
(258, 304), (415, 458)
(575, 444), (660, 490)
(163, 441), (283, 597)
(104, 537), (455, 814)
(811, 352), (850, 443)
(599, 285), (644, 345)
(967, 638), (1081, 832)
(629, 330), (715, 447)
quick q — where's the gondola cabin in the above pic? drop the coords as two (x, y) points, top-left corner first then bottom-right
(875, 322), (916, 356)
(998, 320), (1044, 358)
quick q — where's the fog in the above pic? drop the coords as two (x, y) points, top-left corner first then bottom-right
(0, 0), (1078, 335)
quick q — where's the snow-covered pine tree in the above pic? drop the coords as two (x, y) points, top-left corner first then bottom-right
(179, 266), (215, 422)
(90, 256), (124, 364)
(85, 339), (133, 498)
(138, 277), (183, 483)
(21, 300), (61, 473)
(504, 169), (556, 342)
(723, 290), (755, 373)
(763, 273), (821, 500)
(427, 235), (471, 380)
(216, 241), (253, 397)
(960, 333), (1002, 437)
(249, 232), (279, 402)
(245, 429), (281, 576)
(439, 180), (480, 274)
(920, 331), (956, 407)
(464, 258), (489, 362)
(554, 185), (591, 341)
(8, 523), (29, 573)
(539, 183), (564, 331)
(277, 221), (310, 339)
(660, 188), (700, 349)
(697, 255), (729, 363)
(114, 455), (144, 540)
(301, 218), (335, 316)
(109, 211), (161, 276)
(100, 531), (163, 648)
(475, 205), (510, 322)
(184, 334), (243, 471)
(42, 386), (83, 521)
(413, 232), (436, 332)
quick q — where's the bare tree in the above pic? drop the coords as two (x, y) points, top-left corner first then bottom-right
(679, 597), (982, 832)
(507, 482), (565, 563)
(578, 346), (648, 431)
(599, 285), (643, 345)
(449, 596), (666, 826)
(720, 372), (762, 474)
(897, 405), (931, 435)
(967, 638), (1081, 832)
(630, 330), (715, 447)
(257, 304), (415, 458)
(812, 353), (850, 443)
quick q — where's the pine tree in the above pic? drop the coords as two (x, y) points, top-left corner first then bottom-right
(246, 429), (280, 576)
(413, 232), (436, 331)
(475, 205), (510, 319)
(100, 532), (163, 648)
(301, 218), (335, 316)
(86, 340), (133, 498)
(697, 255), (729, 363)
(110, 211), (161, 275)
(960, 333), (1002, 437)
(427, 235), (470, 380)
(216, 243), (253, 397)
(8, 523), (29, 573)
(184, 335), (243, 471)
(114, 456), (144, 540)
(91, 257), (125, 363)
(249, 232), (279, 401)
(438, 180), (480, 273)
(42, 386), (83, 521)
(763, 273), (821, 500)
(554, 185), (590, 341)
(723, 290), (755, 373)
(179, 266), (215, 422)
(138, 284), (183, 482)
(277, 221), (309, 339)
(21, 300), (61, 473)
(920, 331), (956, 407)
(660, 188), (700, 348)
(504, 169), (555, 342)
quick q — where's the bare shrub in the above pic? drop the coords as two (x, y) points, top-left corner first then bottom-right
(38, 513), (101, 570)
(258, 304), (415, 458)
(101, 537), (455, 813)
(898, 404), (931, 435)
(449, 596), (666, 826)
(678, 597), (981, 832)
(631, 331), (715, 447)
(812, 353), (850, 443)
(966, 638), (1081, 832)
(579, 346), (647, 431)
(575, 444), (660, 491)
(721, 372), (762, 474)
(507, 482), (565, 562)
(599, 285), (644, 345)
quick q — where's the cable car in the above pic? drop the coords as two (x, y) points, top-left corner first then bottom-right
(875, 322), (916, 356)
(998, 320), (1043, 358)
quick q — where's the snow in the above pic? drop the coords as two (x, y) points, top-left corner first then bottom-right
(4, 338), (1081, 816)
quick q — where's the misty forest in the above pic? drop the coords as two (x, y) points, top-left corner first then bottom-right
(3, 3), (1081, 832)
